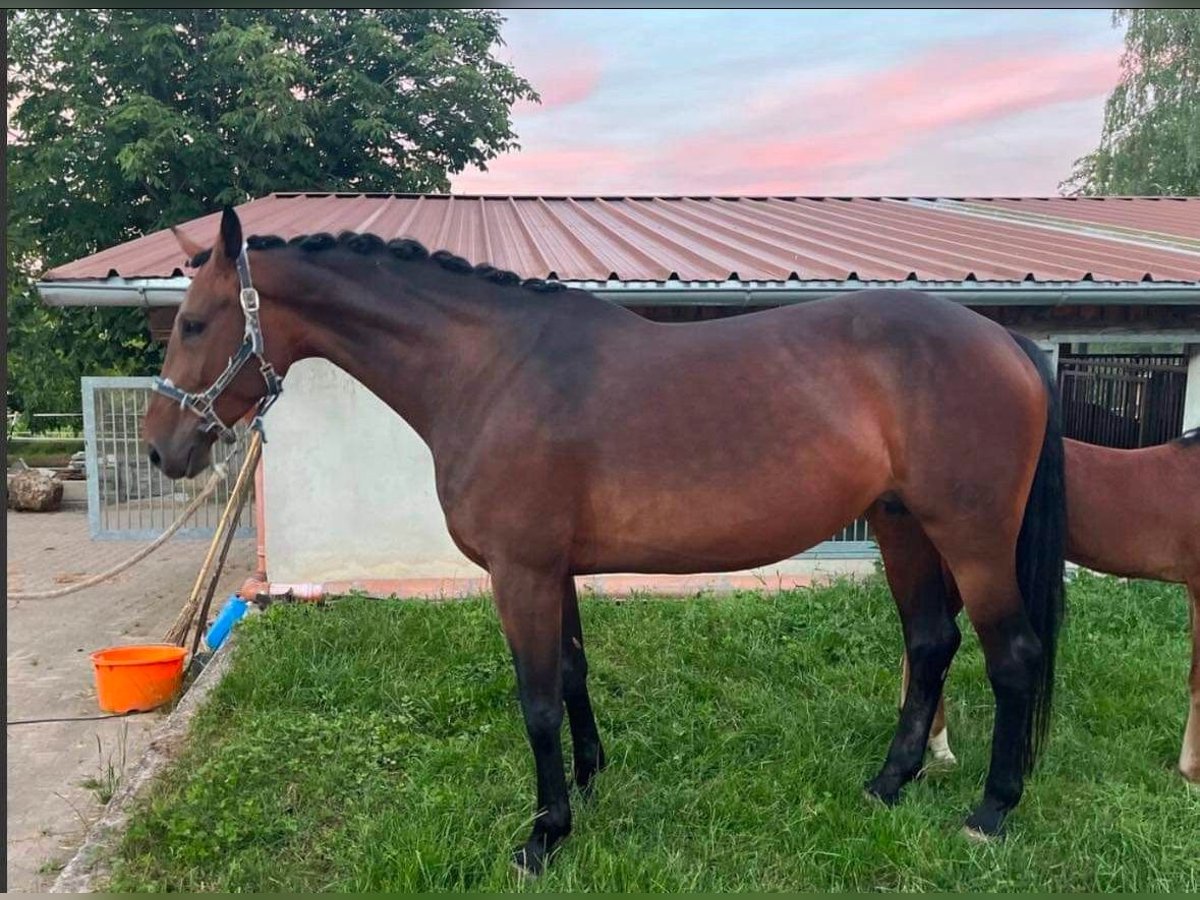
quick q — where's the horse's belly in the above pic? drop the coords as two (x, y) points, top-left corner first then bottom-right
(572, 470), (881, 575)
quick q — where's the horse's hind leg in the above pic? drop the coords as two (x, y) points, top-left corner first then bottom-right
(562, 576), (606, 794)
(1181, 578), (1200, 783)
(865, 500), (961, 805)
(899, 571), (964, 766)
(491, 561), (571, 877)
(942, 555), (1044, 839)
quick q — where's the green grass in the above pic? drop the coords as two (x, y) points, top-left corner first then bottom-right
(6, 437), (84, 467)
(110, 573), (1199, 892)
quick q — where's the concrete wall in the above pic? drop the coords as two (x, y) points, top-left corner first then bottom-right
(263, 359), (486, 584)
(260, 359), (875, 590)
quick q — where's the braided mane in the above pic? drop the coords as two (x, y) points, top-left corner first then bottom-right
(187, 230), (567, 294)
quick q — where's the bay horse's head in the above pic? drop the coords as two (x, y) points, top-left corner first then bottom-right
(143, 207), (284, 478)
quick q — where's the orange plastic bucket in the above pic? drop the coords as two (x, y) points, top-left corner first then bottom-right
(90, 644), (187, 714)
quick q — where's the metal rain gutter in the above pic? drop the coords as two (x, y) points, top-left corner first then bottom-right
(573, 280), (1200, 307)
(36, 277), (191, 308)
(36, 276), (1199, 309)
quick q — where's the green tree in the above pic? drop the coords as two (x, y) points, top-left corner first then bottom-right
(6, 9), (536, 421)
(1063, 9), (1200, 196)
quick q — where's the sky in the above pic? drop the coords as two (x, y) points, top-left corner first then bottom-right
(451, 10), (1126, 197)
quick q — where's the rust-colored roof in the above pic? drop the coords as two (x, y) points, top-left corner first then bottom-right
(42, 194), (1200, 284)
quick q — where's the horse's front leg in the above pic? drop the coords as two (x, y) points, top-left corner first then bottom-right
(491, 560), (571, 877)
(562, 575), (606, 794)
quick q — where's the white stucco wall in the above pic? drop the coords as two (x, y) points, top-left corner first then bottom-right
(262, 359), (486, 583)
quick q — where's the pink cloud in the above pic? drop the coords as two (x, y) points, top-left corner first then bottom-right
(844, 43), (1119, 134)
(656, 40), (1120, 194)
(512, 45), (604, 115)
(455, 37), (1121, 195)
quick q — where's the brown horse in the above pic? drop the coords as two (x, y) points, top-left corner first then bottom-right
(144, 208), (1066, 874)
(902, 432), (1200, 782)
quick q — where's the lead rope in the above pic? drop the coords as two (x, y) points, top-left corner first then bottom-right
(14, 245), (279, 603)
(8, 457), (232, 602)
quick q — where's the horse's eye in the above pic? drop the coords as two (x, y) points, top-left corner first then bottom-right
(180, 318), (206, 338)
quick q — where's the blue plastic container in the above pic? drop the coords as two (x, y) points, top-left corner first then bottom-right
(204, 595), (250, 651)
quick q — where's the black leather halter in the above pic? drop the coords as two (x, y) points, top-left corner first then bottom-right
(152, 244), (283, 443)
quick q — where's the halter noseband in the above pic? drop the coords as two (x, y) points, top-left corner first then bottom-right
(152, 244), (283, 444)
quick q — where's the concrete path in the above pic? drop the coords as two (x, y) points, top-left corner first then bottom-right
(6, 508), (253, 892)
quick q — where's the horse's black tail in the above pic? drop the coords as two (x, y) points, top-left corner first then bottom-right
(1008, 332), (1067, 774)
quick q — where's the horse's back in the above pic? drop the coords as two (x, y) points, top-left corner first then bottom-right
(1065, 438), (1200, 582)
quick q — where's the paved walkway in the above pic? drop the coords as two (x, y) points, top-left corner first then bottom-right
(6, 508), (254, 892)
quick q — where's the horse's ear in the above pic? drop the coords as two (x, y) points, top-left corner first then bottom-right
(214, 206), (243, 265)
(169, 225), (205, 261)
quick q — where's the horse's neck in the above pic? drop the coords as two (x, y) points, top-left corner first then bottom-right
(280, 261), (598, 447)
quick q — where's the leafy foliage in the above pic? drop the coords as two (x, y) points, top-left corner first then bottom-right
(6, 9), (536, 419)
(1064, 10), (1200, 195)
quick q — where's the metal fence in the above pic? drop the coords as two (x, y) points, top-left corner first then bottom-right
(801, 516), (876, 559)
(82, 377), (256, 540)
(1058, 354), (1189, 448)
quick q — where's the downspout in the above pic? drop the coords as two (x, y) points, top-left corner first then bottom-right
(253, 458), (267, 582)
(238, 423), (281, 599)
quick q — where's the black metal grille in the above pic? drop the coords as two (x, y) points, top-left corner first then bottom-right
(1057, 354), (1189, 448)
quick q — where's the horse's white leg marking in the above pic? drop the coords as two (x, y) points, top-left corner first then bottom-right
(928, 723), (957, 766)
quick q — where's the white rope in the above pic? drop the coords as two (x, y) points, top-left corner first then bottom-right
(8, 463), (229, 602)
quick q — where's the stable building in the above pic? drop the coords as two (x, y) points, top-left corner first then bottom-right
(38, 195), (1200, 597)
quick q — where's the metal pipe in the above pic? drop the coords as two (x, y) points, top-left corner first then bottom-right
(36, 278), (190, 307)
(253, 457), (267, 583)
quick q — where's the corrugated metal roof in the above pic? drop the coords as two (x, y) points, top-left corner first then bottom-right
(42, 194), (1200, 284)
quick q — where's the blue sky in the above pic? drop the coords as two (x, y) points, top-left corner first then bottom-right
(452, 10), (1125, 196)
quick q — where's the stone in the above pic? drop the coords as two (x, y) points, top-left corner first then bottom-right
(6, 469), (64, 512)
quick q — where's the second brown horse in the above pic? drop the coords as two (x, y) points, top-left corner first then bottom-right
(902, 431), (1200, 782)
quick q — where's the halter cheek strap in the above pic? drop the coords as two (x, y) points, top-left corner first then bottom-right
(152, 243), (283, 444)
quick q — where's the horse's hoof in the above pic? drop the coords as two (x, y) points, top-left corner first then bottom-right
(510, 847), (542, 880)
(963, 806), (1007, 841)
(512, 836), (562, 880)
(511, 859), (539, 880)
(573, 770), (600, 799)
(922, 749), (958, 774)
(962, 825), (997, 844)
(863, 780), (902, 807)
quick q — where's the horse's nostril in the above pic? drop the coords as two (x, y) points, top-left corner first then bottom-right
(148, 445), (162, 468)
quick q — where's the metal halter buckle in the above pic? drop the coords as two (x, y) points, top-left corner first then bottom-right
(152, 242), (283, 444)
